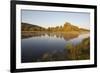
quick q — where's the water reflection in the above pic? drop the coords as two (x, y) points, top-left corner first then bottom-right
(22, 32), (80, 40)
(21, 32), (90, 63)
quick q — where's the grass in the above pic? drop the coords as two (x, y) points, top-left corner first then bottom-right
(66, 37), (90, 60)
(35, 37), (90, 62)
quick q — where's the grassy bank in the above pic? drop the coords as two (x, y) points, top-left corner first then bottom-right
(66, 37), (90, 60)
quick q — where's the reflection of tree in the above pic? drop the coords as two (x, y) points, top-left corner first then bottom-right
(22, 31), (79, 40)
(21, 22), (90, 40)
(62, 32), (79, 41)
(21, 22), (90, 62)
(21, 32), (45, 39)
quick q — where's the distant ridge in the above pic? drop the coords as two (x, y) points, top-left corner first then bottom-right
(21, 22), (45, 31)
(21, 22), (89, 32)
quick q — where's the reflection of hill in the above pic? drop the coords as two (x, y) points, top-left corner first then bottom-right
(21, 32), (45, 39)
(22, 32), (80, 40)
(62, 31), (79, 40)
(21, 22), (90, 39)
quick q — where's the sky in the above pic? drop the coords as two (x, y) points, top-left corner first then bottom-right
(21, 10), (90, 29)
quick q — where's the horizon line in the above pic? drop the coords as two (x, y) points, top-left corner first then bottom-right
(21, 21), (90, 30)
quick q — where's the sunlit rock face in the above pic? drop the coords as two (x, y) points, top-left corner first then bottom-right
(21, 22), (90, 63)
(21, 22), (89, 33)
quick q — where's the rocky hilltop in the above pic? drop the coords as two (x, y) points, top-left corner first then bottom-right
(21, 22), (89, 33)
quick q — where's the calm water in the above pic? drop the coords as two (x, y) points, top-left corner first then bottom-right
(21, 32), (89, 63)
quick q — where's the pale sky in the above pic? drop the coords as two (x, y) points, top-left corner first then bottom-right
(21, 10), (90, 29)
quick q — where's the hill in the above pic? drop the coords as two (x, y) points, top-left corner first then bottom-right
(21, 22), (45, 31)
(46, 22), (89, 33)
(21, 22), (90, 33)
